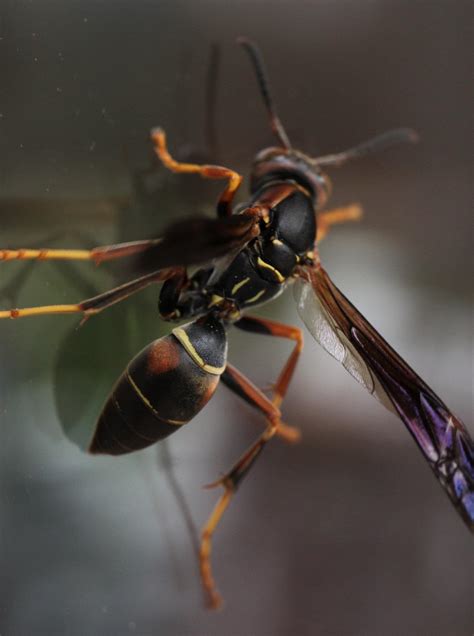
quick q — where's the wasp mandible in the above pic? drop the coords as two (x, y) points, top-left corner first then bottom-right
(1, 38), (472, 609)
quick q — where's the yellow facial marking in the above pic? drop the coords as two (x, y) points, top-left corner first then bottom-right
(126, 371), (187, 425)
(172, 327), (225, 375)
(256, 257), (285, 283)
(272, 239), (284, 246)
(231, 277), (250, 295)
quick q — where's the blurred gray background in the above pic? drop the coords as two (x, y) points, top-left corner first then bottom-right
(0, 2), (472, 635)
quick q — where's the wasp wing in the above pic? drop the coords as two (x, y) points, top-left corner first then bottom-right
(294, 265), (474, 530)
(121, 213), (261, 276)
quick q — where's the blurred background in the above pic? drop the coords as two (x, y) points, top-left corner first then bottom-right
(0, 2), (472, 635)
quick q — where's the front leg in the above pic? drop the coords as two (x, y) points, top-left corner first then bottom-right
(150, 127), (242, 218)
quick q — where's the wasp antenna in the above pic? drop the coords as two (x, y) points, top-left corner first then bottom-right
(312, 128), (419, 168)
(237, 36), (291, 150)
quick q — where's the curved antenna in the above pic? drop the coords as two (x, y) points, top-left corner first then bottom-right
(237, 36), (291, 150)
(312, 128), (419, 168)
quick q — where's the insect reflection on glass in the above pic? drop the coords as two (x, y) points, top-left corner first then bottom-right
(1, 38), (472, 609)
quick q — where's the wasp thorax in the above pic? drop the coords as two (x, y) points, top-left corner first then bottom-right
(269, 189), (317, 256)
(172, 314), (228, 375)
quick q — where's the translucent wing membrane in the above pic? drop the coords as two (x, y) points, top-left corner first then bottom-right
(294, 274), (393, 411)
(294, 266), (474, 530)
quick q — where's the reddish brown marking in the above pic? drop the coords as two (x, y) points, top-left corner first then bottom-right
(146, 337), (181, 375)
(199, 375), (220, 409)
(11, 309), (19, 318)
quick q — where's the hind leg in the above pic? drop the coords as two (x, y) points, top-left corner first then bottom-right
(199, 362), (286, 609)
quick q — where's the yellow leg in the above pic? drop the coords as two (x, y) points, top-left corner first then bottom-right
(317, 203), (363, 241)
(0, 268), (178, 320)
(0, 239), (166, 265)
(151, 127), (242, 217)
(0, 304), (82, 319)
(0, 248), (92, 262)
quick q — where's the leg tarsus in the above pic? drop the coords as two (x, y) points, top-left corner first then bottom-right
(200, 487), (233, 610)
(199, 413), (279, 610)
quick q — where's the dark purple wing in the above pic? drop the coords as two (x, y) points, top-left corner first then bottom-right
(101, 214), (261, 277)
(294, 265), (474, 530)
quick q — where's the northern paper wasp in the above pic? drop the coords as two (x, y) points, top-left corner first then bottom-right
(1, 38), (472, 609)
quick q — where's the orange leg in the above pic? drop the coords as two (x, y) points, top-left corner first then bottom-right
(200, 362), (282, 609)
(0, 267), (182, 321)
(221, 361), (298, 442)
(317, 203), (363, 241)
(234, 314), (303, 419)
(151, 127), (242, 218)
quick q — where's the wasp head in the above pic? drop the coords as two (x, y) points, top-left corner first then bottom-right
(250, 146), (331, 209)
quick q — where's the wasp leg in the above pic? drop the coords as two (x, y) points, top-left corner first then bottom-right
(158, 267), (188, 320)
(0, 246), (93, 262)
(0, 267), (180, 321)
(221, 352), (299, 443)
(234, 315), (303, 438)
(0, 230), (102, 305)
(200, 362), (282, 609)
(150, 128), (242, 218)
(0, 237), (167, 265)
(317, 203), (363, 241)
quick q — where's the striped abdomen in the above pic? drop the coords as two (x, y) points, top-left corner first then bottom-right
(89, 315), (227, 455)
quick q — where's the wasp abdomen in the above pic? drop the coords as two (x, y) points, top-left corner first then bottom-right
(90, 315), (227, 455)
